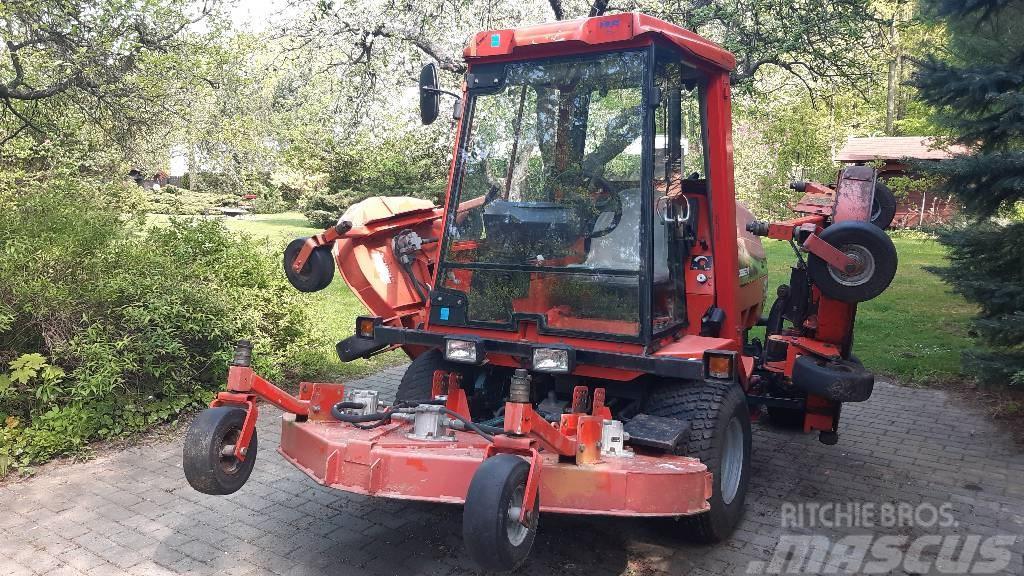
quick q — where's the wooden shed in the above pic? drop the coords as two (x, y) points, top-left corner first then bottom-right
(835, 137), (968, 228)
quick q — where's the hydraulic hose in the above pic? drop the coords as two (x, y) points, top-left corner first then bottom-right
(440, 407), (495, 442)
(330, 401), (399, 423)
(330, 399), (503, 441)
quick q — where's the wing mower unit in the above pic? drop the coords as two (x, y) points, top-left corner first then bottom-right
(183, 12), (898, 572)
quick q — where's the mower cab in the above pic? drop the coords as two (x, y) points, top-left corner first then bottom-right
(184, 13), (898, 572)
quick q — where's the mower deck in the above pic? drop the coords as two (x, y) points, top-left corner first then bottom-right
(278, 415), (711, 516)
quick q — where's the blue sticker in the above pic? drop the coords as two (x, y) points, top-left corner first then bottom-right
(490, 33), (501, 48)
(439, 307), (450, 320)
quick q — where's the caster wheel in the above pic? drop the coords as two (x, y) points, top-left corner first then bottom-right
(792, 355), (874, 402)
(463, 454), (539, 572)
(183, 407), (257, 495)
(283, 237), (334, 293)
(807, 221), (897, 303)
(870, 182), (897, 230)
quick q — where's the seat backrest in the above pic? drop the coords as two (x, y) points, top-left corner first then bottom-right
(582, 188), (669, 283)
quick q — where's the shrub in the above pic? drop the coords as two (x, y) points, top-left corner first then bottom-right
(326, 132), (448, 200)
(147, 187), (237, 214)
(0, 175), (321, 473)
(249, 180), (288, 214)
(300, 189), (353, 228)
(299, 132), (447, 227)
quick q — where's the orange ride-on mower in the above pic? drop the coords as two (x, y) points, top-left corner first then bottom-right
(183, 13), (898, 572)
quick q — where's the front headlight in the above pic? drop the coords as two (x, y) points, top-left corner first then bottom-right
(532, 347), (574, 373)
(444, 338), (482, 364)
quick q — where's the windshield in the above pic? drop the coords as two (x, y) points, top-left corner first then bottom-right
(436, 51), (647, 337)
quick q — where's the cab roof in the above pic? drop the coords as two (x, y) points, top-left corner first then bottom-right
(464, 12), (736, 72)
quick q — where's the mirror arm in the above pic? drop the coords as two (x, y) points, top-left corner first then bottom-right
(421, 86), (462, 99)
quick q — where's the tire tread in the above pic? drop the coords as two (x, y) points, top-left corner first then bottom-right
(396, 349), (445, 402)
(645, 380), (749, 543)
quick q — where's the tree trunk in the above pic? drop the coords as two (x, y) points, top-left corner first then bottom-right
(188, 143), (200, 192)
(886, 58), (898, 135)
(885, 11), (901, 136)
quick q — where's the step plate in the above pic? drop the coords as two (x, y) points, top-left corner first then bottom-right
(623, 414), (691, 452)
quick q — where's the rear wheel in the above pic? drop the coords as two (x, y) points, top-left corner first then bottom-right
(463, 454), (539, 572)
(644, 380), (752, 542)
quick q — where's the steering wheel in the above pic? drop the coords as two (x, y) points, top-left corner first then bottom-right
(587, 176), (622, 239)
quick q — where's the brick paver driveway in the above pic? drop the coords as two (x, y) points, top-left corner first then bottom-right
(2, 366), (1022, 575)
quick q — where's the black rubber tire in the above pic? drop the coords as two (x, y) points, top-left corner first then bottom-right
(644, 380), (752, 543)
(183, 407), (257, 495)
(792, 355), (874, 402)
(283, 238), (334, 293)
(463, 454), (539, 572)
(397, 348), (484, 402)
(870, 182), (897, 231)
(396, 349), (448, 403)
(766, 355), (864, 427)
(807, 221), (897, 303)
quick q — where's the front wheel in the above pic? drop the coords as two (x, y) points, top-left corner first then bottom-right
(183, 407), (257, 495)
(463, 454), (539, 572)
(645, 380), (752, 542)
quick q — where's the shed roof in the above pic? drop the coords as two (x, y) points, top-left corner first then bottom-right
(835, 137), (968, 162)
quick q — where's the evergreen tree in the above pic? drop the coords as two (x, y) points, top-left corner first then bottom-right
(913, 0), (1024, 385)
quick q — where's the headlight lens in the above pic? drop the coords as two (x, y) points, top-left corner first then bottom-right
(533, 348), (571, 373)
(444, 339), (479, 363)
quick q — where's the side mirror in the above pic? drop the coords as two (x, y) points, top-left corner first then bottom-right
(419, 63), (440, 125)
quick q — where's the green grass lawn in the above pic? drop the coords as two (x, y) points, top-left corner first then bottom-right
(764, 236), (974, 383)
(207, 212), (971, 385)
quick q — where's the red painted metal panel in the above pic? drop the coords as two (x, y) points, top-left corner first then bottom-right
(653, 335), (738, 358)
(278, 418), (711, 517)
(705, 73), (742, 343)
(464, 13), (736, 71)
(833, 167), (875, 223)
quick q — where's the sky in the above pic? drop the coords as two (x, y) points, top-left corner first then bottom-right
(229, 0), (287, 32)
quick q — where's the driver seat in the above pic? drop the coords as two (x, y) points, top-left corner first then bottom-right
(577, 188), (670, 284)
